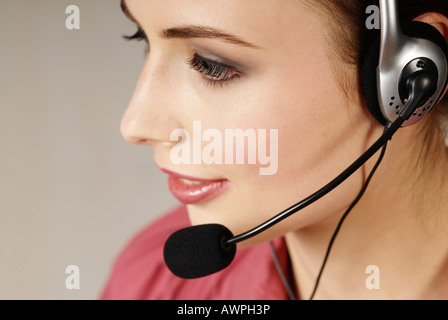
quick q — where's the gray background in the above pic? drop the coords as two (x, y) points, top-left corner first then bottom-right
(0, 0), (178, 299)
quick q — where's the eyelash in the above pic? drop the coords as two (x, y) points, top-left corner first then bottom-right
(123, 27), (150, 55)
(123, 27), (148, 43)
(188, 54), (240, 87)
(124, 28), (240, 88)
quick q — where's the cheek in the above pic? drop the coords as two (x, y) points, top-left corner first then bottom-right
(185, 21), (369, 242)
(187, 63), (361, 242)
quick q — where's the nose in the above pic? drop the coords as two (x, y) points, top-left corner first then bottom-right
(120, 57), (181, 148)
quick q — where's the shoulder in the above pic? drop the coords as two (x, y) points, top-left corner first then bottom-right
(100, 206), (289, 300)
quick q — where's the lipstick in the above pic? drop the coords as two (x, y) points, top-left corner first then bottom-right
(161, 169), (229, 204)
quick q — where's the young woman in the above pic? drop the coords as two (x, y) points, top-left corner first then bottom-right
(101, 0), (448, 300)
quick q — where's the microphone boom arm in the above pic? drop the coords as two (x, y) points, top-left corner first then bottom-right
(225, 72), (436, 246)
(225, 120), (400, 245)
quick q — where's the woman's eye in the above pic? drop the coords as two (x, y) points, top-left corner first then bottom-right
(188, 53), (240, 87)
(123, 27), (148, 43)
(123, 27), (150, 55)
(123, 29), (240, 87)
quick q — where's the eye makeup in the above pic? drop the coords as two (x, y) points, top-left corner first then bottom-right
(123, 27), (150, 56)
(187, 53), (241, 87)
(123, 27), (148, 43)
(124, 27), (242, 88)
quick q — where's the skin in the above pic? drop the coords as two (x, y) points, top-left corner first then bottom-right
(120, 0), (448, 299)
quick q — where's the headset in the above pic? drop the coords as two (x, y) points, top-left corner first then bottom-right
(362, 0), (448, 127)
(163, 0), (448, 299)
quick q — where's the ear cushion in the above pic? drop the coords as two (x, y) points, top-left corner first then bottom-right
(361, 21), (448, 126)
(361, 35), (384, 125)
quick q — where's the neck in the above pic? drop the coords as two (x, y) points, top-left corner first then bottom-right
(285, 123), (448, 300)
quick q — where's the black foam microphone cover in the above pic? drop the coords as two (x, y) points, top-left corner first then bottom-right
(163, 224), (237, 279)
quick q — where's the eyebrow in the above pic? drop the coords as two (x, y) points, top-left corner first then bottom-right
(120, 0), (260, 49)
(159, 26), (260, 49)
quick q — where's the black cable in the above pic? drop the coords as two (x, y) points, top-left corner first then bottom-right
(264, 73), (435, 299)
(269, 241), (297, 300)
(226, 119), (403, 246)
(226, 72), (436, 247)
(308, 139), (389, 300)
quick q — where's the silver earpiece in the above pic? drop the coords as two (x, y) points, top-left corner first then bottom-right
(377, 0), (448, 126)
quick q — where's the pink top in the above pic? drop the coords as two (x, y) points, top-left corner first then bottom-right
(100, 206), (290, 300)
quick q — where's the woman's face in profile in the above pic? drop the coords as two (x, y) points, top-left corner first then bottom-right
(120, 0), (376, 245)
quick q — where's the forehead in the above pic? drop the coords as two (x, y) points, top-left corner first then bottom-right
(122, 0), (319, 49)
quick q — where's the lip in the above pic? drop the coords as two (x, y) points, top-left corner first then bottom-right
(160, 168), (229, 205)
